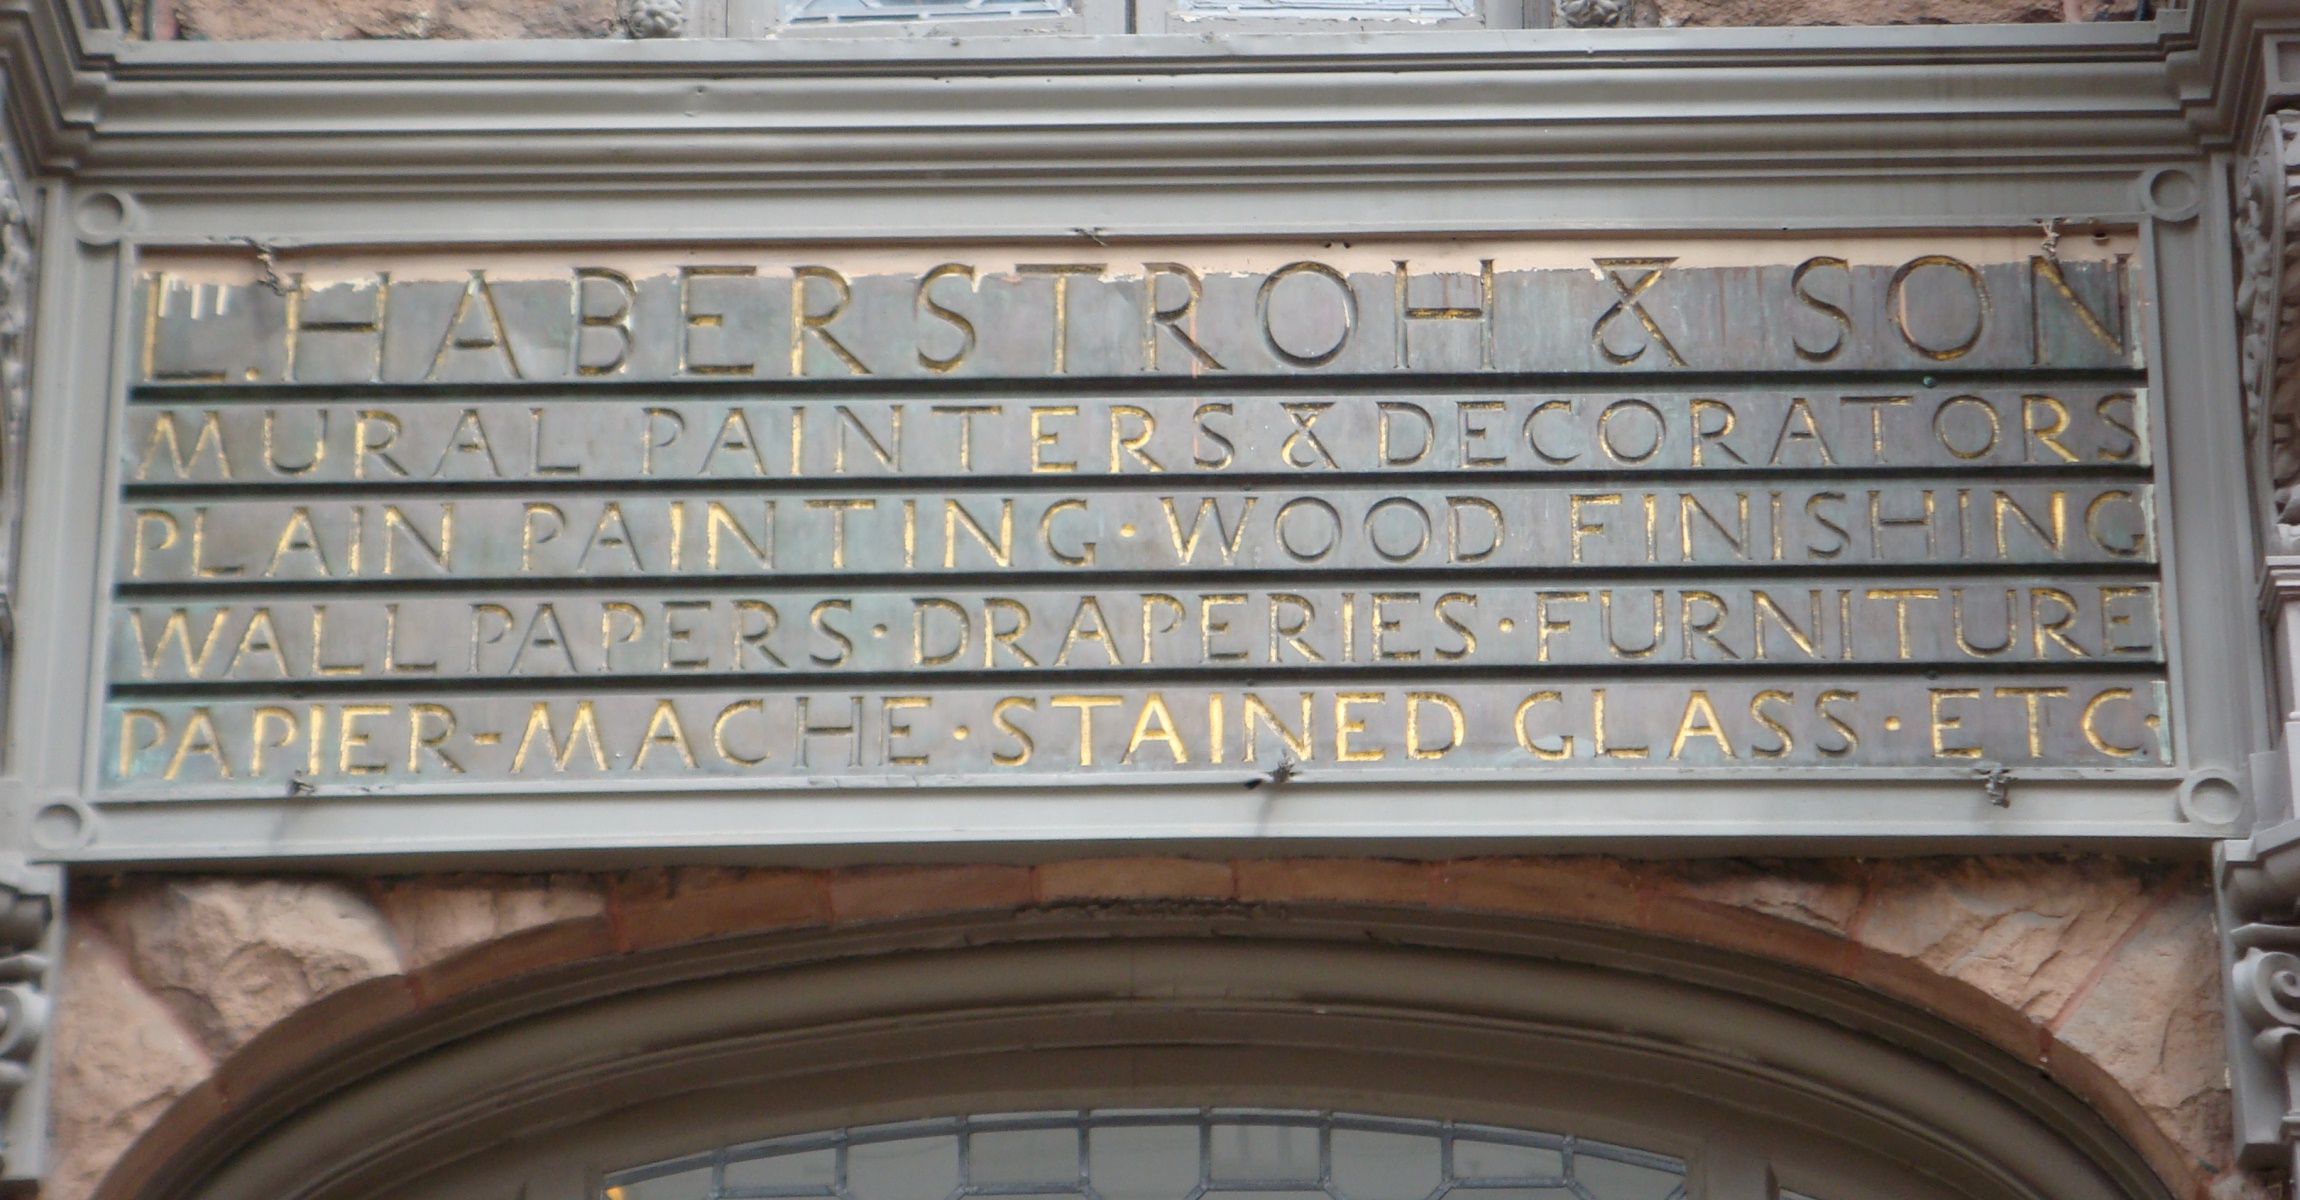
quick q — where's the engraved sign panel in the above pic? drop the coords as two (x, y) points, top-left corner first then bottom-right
(108, 236), (2159, 798)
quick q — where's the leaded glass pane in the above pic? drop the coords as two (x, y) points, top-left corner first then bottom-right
(1168, 0), (1474, 22)
(850, 1134), (962, 1200)
(1208, 1124), (1320, 1183)
(605, 1112), (1684, 1200)
(1327, 1130), (1440, 1200)
(725, 1148), (838, 1195)
(1451, 1142), (1565, 1183)
(779, 0), (1067, 24)
(971, 1128), (1082, 1186)
(1088, 1122), (1202, 1200)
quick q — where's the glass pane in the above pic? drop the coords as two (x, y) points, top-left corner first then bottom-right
(849, 1135), (961, 1200)
(1453, 1143), (1565, 1183)
(1329, 1130), (1440, 1200)
(725, 1148), (838, 1194)
(1569, 1156), (1683, 1200)
(1168, 0), (1473, 21)
(605, 1112), (1683, 1200)
(1091, 1123), (1203, 1200)
(781, 0), (1068, 24)
(1208, 1124), (1319, 1183)
(972, 1128), (1082, 1185)
(615, 1167), (717, 1200)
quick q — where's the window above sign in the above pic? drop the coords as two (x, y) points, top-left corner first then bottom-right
(659, 0), (1541, 37)
(604, 1110), (1689, 1200)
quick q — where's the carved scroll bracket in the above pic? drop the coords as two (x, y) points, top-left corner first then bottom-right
(2240, 112), (2300, 554)
(0, 854), (58, 1187)
(2229, 104), (2300, 1179)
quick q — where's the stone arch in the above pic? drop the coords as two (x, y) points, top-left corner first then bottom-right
(50, 857), (2232, 1200)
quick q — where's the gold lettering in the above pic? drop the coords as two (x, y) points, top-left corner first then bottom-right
(1124, 693), (1188, 764)
(131, 509), (180, 578)
(1592, 688), (1648, 758)
(252, 706), (298, 774)
(1055, 597), (1123, 666)
(1515, 691), (1570, 760)
(513, 701), (608, 772)
(1109, 405), (1163, 473)
(137, 410), (233, 481)
(1269, 593), (1322, 664)
(1952, 587), (2015, 657)
(713, 699), (769, 766)
(1335, 692), (1386, 762)
(943, 498), (1014, 568)
(570, 267), (635, 376)
(2022, 394), (2080, 462)
(1030, 405), (1078, 472)
(1570, 493), (1622, 563)
(698, 409), (767, 476)
(1928, 688), (1982, 758)
(118, 709), (168, 778)
(1790, 257), (1852, 362)
(1767, 397), (1837, 465)
(632, 699), (698, 769)
(1140, 593), (1184, 665)
(834, 405), (901, 474)
(790, 266), (869, 375)
(1243, 692), (1314, 763)
(521, 503), (565, 572)
(992, 697), (1035, 766)
(1591, 257), (1688, 366)
(804, 497), (874, 569)
(1143, 262), (1224, 372)
(1017, 263), (1106, 374)
(1752, 590), (1821, 659)
(165, 707), (233, 780)
(427, 271), (525, 380)
(983, 598), (1035, 668)
(2031, 587), (2087, 657)
(1689, 398), (1743, 467)
(915, 264), (977, 373)
(1750, 690), (1793, 758)
(1201, 593), (1248, 663)
(1406, 692), (1464, 759)
(1668, 690), (1736, 759)
(1888, 255), (1988, 361)
(407, 703), (462, 772)
(1162, 496), (1256, 564)
(882, 696), (931, 766)
(336, 703), (390, 775)
(1536, 591), (1587, 662)
(1993, 686), (2068, 758)
(1864, 588), (1940, 660)
(133, 607), (226, 679)
(2082, 687), (2148, 757)
(1051, 694), (1122, 766)
(932, 404), (1001, 472)
(1041, 499), (1095, 567)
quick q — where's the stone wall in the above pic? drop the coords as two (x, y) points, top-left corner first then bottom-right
(146, 0), (2134, 40)
(46, 855), (2237, 1200)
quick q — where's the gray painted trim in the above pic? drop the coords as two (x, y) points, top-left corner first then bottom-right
(121, 911), (2171, 1200)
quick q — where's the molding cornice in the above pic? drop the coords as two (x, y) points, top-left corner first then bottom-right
(0, 14), (2218, 186)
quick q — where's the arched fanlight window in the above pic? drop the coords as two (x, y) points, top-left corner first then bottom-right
(606, 1112), (1690, 1200)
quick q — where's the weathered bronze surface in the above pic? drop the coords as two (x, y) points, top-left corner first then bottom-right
(106, 242), (2158, 793)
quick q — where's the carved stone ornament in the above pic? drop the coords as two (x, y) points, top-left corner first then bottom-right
(2238, 112), (2300, 552)
(1554, 0), (1655, 26)
(0, 171), (29, 732)
(621, 0), (687, 37)
(0, 862), (53, 1181)
(0, 158), (50, 1183)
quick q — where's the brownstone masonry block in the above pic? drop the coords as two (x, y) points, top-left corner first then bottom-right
(1035, 856), (1237, 901)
